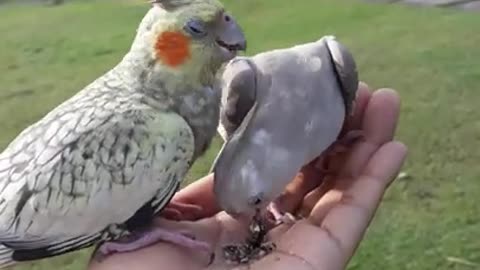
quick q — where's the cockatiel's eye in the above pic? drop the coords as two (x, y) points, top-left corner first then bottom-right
(184, 19), (207, 38)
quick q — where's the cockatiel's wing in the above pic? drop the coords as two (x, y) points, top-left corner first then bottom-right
(0, 86), (194, 266)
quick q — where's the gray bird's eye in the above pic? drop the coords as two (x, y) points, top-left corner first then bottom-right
(184, 19), (207, 38)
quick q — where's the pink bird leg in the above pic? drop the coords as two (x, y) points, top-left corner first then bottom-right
(267, 202), (296, 226)
(94, 201), (213, 263)
(97, 227), (213, 263)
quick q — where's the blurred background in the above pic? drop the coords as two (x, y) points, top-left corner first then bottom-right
(0, 0), (479, 269)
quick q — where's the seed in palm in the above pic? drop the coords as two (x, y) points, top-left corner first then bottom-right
(222, 214), (277, 264)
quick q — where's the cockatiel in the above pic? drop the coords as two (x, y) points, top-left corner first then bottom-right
(0, 0), (246, 267)
(212, 36), (358, 224)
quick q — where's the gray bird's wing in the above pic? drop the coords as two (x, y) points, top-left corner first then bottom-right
(210, 58), (257, 173)
(0, 88), (194, 265)
(216, 57), (257, 141)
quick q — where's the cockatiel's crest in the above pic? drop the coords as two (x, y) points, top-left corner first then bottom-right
(151, 0), (223, 13)
(130, 0), (245, 86)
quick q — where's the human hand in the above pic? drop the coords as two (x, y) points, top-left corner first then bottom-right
(88, 82), (407, 270)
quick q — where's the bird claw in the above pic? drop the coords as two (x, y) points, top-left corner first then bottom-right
(267, 203), (297, 226)
(94, 227), (213, 264)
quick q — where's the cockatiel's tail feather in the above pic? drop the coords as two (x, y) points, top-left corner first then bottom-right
(2, 233), (101, 262)
(0, 246), (14, 269)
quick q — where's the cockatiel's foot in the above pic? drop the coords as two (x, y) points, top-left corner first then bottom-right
(159, 201), (204, 221)
(95, 228), (213, 263)
(267, 202), (297, 226)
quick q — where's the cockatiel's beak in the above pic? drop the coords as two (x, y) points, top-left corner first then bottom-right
(215, 13), (247, 61)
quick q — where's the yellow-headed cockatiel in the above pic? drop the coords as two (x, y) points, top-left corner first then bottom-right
(0, 0), (246, 267)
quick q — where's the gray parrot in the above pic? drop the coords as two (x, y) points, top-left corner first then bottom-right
(212, 36), (359, 222)
(0, 0), (246, 267)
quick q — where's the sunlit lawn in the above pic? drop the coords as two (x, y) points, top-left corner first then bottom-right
(0, 0), (479, 269)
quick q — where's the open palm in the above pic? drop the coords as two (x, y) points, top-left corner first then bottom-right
(88, 83), (407, 270)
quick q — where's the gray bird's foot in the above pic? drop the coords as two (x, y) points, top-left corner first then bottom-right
(267, 203), (297, 226)
(95, 228), (213, 263)
(159, 201), (204, 221)
(335, 129), (365, 152)
(326, 129), (364, 155)
(316, 129), (365, 174)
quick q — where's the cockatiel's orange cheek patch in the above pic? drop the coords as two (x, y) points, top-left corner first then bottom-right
(155, 31), (191, 67)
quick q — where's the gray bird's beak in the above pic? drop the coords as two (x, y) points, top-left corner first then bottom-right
(215, 12), (247, 60)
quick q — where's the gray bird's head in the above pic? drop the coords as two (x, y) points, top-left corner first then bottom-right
(212, 58), (281, 218)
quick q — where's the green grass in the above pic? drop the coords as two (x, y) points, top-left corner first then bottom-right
(0, 0), (479, 269)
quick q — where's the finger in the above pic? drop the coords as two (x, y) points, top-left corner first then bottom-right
(160, 202), (204, 221)
(273, 83), (372, 214)
(308, 142), (407, 265)
(297, 176), (336, 218)
(363, 88), (401, 145)
(273, 159), (325, 214)
(159, 208), (182, 221)
(274, 143), (406, 270)
(337, 88), (401, 179)
(172, 174), (221, 217)
(341, 81), (371, 132)
(298, 89), (401, 215)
